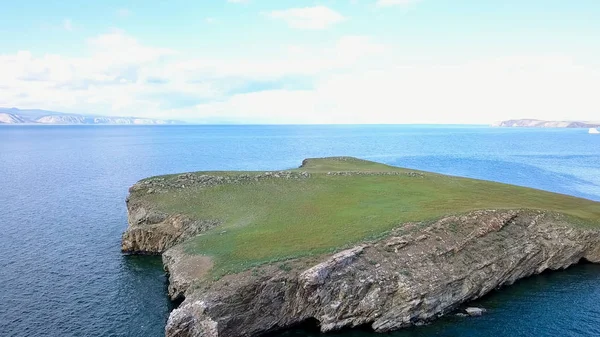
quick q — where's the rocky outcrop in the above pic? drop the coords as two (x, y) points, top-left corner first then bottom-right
(121, 196), (219, 254)
(465, 307), (486, 316)
(163, 246), (213, 301)
(120, 213), (217, 255)
(164, 210), (600, 337)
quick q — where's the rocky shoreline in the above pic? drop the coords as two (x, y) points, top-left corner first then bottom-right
(122, 191), (600, 336)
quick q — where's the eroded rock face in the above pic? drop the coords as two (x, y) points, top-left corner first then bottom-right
(121, 197), (219, 254)
(164, 210), (600, 337)
(163, 246), (213, 301)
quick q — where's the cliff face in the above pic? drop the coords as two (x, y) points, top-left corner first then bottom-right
(164, 210), (600, 337)
(121, 186), (219, 254)
(0, 113), (27, 124)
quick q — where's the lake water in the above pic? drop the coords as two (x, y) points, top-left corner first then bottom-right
(1, 125), (599, 337)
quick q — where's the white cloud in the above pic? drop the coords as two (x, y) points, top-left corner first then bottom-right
(0, 33), (388, 118)
(1, 30), (599, 124)
(0, 32), (202, 117)
(167, 35), (386, 81)
(264, 6), (345, 30)
(86, 31), (175, 65)
(376, 0), (419, 7)
(194, 55), (600, 124)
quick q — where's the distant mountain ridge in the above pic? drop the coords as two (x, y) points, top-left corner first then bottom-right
(493, 119), (600, 128)
(0, 108), (183, 125)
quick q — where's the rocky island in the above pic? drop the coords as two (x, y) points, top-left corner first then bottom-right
(493, 119), (600, 128)
(122, 157), (600, 337)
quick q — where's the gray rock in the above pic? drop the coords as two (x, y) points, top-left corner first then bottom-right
(299, 245), (365, 287)
(465, 307), (486, 316)
(121, 199), (220, 254)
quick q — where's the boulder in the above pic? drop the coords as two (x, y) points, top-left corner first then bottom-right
(465, 307), (486, 316)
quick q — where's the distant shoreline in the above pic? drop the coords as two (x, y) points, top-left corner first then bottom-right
(494, 119), (600, 128)
(0, 123), (493, 127)
(0, 107), (182, 125)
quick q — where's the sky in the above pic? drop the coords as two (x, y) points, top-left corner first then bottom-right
(0, 0), (599, 124)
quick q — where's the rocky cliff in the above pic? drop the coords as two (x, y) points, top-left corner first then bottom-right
(162, 210), (600, 337)
(121, 193), (218, 255)
(0, 112), (27, 124)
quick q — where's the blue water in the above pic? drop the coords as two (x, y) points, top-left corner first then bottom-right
(1, 125), (599, 337)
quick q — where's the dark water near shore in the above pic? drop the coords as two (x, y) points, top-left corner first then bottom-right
(1, 125), (599, 336)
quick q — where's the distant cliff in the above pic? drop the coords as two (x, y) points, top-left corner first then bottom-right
(493, 119), (600, 128)
(0, 108), (182, 125)
(0, 112), (27, 124)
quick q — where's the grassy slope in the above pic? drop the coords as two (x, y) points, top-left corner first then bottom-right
(142, 157), (600, 276)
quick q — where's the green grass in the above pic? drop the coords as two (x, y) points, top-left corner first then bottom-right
(142, 157), (600, 276)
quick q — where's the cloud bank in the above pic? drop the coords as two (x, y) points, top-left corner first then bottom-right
(1, 5), (599, 124)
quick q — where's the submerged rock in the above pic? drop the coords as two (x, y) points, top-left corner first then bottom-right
(465, 307), (486, 316)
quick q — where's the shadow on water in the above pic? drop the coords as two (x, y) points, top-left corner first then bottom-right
(121, 254), (176, 307)
(268, 261), (600, 337)
(119, 255), (179, 330)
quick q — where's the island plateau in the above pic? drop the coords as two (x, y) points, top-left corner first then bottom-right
(122, 157), (600, 337)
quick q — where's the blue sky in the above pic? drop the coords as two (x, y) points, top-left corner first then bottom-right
(1, 0), (599, 123)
